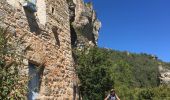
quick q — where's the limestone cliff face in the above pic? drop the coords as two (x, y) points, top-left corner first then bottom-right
(68, 0), (101, 48)
(159, 65), (170, 85)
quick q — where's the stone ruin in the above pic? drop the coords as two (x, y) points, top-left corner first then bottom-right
(0, 0), (101, 99)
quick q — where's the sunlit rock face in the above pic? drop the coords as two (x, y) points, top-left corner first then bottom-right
(159, 65), (170, 84)
(68, 0), (101, 48)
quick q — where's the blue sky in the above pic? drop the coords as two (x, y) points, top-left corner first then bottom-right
(84, 0), (170, 62)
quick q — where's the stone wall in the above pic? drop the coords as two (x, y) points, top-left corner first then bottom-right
(0, 0), (76, 99)
(0, 0), (100, 99)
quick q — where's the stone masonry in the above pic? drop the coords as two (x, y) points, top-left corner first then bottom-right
(0, 0), (101, 99)
(0, 0), (74, 99)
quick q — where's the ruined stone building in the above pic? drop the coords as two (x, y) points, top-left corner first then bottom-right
(0, 0), (101, 99)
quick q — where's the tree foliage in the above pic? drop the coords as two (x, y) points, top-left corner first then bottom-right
(76, 47), (114, 100)
(75, 47), (170, 100)
(0, 27), (27, 99)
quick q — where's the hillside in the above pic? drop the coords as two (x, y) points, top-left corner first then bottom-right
(76, 47), (170, 100)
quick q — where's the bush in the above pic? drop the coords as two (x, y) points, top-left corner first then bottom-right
(0, 27), (27, 99)
(76, 47), (114, 100)
(138, 88), (155, 100)
(75, 47), (170, 100)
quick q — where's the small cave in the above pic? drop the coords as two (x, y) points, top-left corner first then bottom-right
(70, 25), (77, 47)
(66, 0), (77, 47)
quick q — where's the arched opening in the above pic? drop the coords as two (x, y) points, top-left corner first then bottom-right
(24, 8), (41, 34)
(28, 63), (44, 100)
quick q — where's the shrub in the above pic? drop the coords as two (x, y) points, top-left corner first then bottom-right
(0, 27), (27, 99)
(76, 47), (114, 100)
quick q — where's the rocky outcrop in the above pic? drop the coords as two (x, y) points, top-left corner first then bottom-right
(67, 1), (101, 99)
(159, 65), (170, 85)
(68, 0), (101, 48)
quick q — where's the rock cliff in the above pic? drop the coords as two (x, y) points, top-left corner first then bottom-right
(159, 65), (170, 84)
(67, 0), (101, 48)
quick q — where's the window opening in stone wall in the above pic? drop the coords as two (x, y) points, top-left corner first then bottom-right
(52, 26), (60, 46)
(24, 2), (41, 35)
(23, 0), (37, 12)
(52, 7), (55, 14)
(28, 63), (44, 100)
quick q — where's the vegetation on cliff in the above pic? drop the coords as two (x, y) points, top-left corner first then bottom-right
(76, 47), (170, 100)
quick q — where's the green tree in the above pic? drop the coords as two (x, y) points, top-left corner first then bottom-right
(76, 47), (114, 100)
(75, 46), (170, 100)
(138, 88), (155, 100)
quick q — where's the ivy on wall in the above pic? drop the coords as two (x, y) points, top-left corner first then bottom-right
(0, 27), (28, 99)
